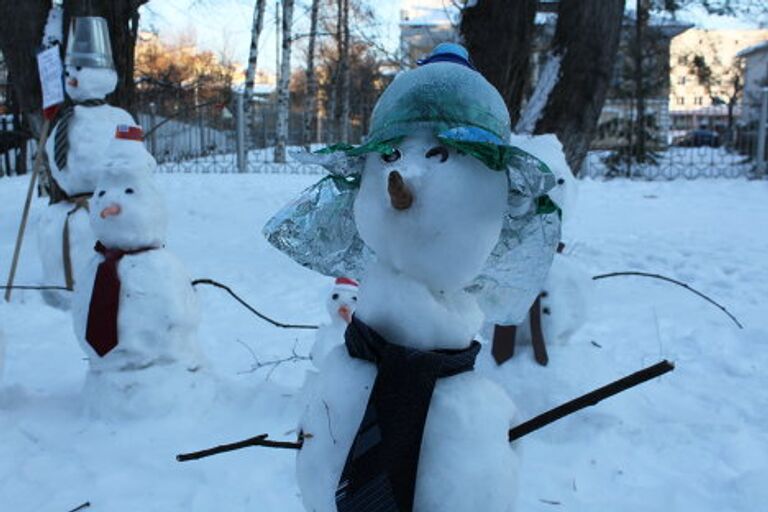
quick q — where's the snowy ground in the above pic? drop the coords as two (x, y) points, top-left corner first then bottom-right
(1, 173), (767, 511)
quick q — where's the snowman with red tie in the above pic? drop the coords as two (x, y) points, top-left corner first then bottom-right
(71, 130), (207, 417)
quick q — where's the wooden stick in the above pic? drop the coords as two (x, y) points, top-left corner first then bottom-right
(4, 118), (52, 302)
(176, 433), (303, 462)
(593, 271), (743, 329)
(509, 360), (674, 442)
(66, 502), (91, 512)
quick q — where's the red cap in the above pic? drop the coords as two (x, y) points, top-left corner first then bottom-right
(335, 277), (359, 288)
(115, 124), (144, 141)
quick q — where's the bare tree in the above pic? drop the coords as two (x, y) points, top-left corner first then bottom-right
(460, 0), (538, 127)
(531, 0), (625, 175)
(244, 0), (267, 141)
(302, 0), (320, 149)
(274, 0), (294, 163)
(339, 0), (350, 142)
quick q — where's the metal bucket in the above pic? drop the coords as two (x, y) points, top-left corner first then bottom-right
(65, 16), (114, 69)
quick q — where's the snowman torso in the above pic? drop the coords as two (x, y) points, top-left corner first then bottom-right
(46, 104), (136, 195)
(73, 248), (202, 371)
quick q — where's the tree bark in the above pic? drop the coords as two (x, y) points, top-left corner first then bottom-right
(460, 0), (537, 127)
(274, 0), (294, 163)
(302, 0), (320, 150)
(0, 0), (51, 134)
(633, 0), (649, 164)
(244, 0), (267, 102)
(338, 0), (350, 142)
(533, 0), (625, 176)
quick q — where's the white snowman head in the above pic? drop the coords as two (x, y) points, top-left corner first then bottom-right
(354, 132), (507, 293)
(64, 16), (118, 102)
(65, 64), (118, 102)
(90, 130), (165, 250)
(326, 277), (359, 325)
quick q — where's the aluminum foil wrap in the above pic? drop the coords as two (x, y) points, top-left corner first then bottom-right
(263, 149), (561, 326)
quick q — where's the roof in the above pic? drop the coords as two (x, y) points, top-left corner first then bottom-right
(737, 40), (768, 58)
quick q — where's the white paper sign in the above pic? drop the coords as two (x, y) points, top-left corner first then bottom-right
(37, 46), (65, 109)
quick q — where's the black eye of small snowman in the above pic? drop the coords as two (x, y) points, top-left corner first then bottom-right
(332, 293), (339, 300)
(125, 188), (134, 194)
(425, 145), (449, 163)
(352, 296), (357, 302)
(381, 149), (401, 164)
(76, 66), (82, 71)
(98, 190), (105, 197)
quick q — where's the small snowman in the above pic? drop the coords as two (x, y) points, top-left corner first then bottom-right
(37, 16), (138, 308)
(310, 277), (359, 367)
(72, 130), (206, 417)
(266, 44), (560, 512)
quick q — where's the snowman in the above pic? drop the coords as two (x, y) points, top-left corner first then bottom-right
(310, 277), (359, 368)
(37, 16), (138, 308)
(71, 130), (207, 417)
(265, 44), (561, 512)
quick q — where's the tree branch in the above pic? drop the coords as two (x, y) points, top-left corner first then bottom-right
(176, 433), (303, 462)
(592, 271), (743, 329)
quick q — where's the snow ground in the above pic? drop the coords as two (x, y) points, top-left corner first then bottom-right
(1, 174), (767, 511)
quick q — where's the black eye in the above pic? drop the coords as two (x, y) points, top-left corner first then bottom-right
(352, 296), (357, 301)
(98, 190), (105, 197)
(332, 293), (339, 300)
(76, 66), (82, 71)
(64, 70), (70, 77)
(125, 188), (134, 194)
(425, 146), (449, 163)
(381, 149), (401, 163)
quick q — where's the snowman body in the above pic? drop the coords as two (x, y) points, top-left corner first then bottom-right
(71, 158), (207, 417)
(296, 132), (520, 512)
(0, 329), (5, 383)
(38, 66), (135, 308)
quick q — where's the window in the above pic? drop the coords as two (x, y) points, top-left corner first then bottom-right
(677, 55), (688, 65)
(677, 97), (685, 105)
(678, 76), (686, 85)
(694, 97), (703, 106)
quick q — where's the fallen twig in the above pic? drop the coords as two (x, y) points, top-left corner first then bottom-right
(236, 338), (310, 379)
(592, 271), (743, 329)
(509, 360), (674, 442)
(191, 278), (318, 330)
(0, 284), (71, 291)
(176, 433), (303, 462)
(66, 502), (91, 512)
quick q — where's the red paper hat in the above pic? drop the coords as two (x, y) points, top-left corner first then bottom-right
(115, 124), (144, 141)
(334, 276), (359, 291)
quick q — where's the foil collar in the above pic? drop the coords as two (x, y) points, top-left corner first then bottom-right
(264, 149), (561, 326)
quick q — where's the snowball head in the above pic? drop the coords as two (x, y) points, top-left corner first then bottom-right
(325, 285), (358, 325)
(89, 165), (166, 250)
(353, 131), (507, 293)
(65, 64), (118, 101)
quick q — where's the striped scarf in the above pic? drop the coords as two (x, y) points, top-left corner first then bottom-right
(53, 99), (107, 171)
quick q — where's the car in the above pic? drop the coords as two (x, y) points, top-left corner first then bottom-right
(673, 129), (721, 148)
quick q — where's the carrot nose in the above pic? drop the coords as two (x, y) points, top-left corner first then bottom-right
(67, 78), (79, 88)
(388, 170), (413, 210)
(100, 204), (122, 219)
(338, 306), (352, 324)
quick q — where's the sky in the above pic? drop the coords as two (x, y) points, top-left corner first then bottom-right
(138, 0), (766, 79)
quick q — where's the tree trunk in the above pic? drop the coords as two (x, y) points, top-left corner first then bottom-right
(274, 0), (294, 163)
(460, 0), (537, 127)
(62, 0), (149, 114)
(244, 0), (267, 102)
(302, 0), (320, 150)
(533, 0), (625, 176)
(0, 0), (51, 134)
(633, 0), (648, 164)
(339, 0), (350, 142)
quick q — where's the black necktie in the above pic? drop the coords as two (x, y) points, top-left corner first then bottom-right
(53, 99), (107, 171)
(336, 316), (481, 512)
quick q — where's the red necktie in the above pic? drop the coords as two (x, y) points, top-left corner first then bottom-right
(85, 241), (155, 357)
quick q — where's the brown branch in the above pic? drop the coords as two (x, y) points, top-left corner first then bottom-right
(176, 433), (303, 462)
(191, 278), (318, 330)
(1, 285), (71, 291)
(509, 360), (674, 442)
(66, 502), (91, 512)
(592, 271), (743, 329)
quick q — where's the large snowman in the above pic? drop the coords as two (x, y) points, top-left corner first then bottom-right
(37, 16), (137, 308)
(71, 132), (207, 418)
(265, 44), (561, 512)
